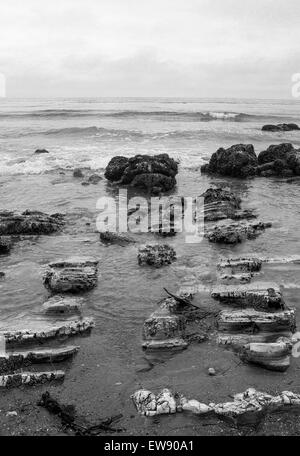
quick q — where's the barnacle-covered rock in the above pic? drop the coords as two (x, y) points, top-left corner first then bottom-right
(138, 244), (176, 268)
(0, 210), (64, 235)
(205, 221), (272, 244)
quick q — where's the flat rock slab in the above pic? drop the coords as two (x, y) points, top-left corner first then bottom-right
(43, 257), (99, 293)
(205, 221), (272, 244)
(2, 317), (95, 347)
(240, 339), (292, 372)
(217, 308), (296, 333)
(42, 295), (83, 315)
(138, 244), (176, 268)
(0, 210), (64, 235)
(217, 257), (262, 273)
(211, 282), (284, 310)
(0, 370), (65, 388)
(142, 338), (188, 350)
(0, 345), (80, 373)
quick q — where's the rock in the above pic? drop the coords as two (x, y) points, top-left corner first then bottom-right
(257, 143), (300, 176)
(211, 282), (284, 310)
(143, 307), (186, 351)
(205, 221), (272, 244)
(201, 144), (258, 178)
(0, 272), (5, 278)
(262, 124), (299, 132)
(240, 338), (292, 372)
(42, 296), (83, 315)
(73, 168), (84, 178)
(105, 154), (178, 194)
(0, 346), (80, 373)
(34, 149), (49, 154)
(0, 210), (64, 235)
(217, 257), (262, 273)
(87, 174), (102, 184)
(100, 231), (135, 245)
(6, 411), (18, 417)
(3, 318), (95, 347)
(43, 257), (99, 293)
(0, 371), (65, 388)
(180, 398), (213, 415)
(0, 236), (12, 254)
(81, 181), (90, 186)
(217, 308), (296, 333)
(138, 244), (176, 268)
(131, 388), (177, 416)
(208, 367), (216, 376)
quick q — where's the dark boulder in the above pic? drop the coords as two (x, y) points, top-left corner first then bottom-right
(0, 236), (11, 254)
(257, 143), (300, 176)
(73, 168), (84, 178)
(262, 124), (299, 132)
(34, 149), (49, 154)
(201, 187), (241, 209)
(201, 144), (258, 178)
(0, 210), (64, 235)
(105, 154), (178, 193)
(87, 174), (102, 184)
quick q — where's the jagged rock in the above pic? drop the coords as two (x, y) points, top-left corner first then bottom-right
(205, 221), (272, 244)
(0, 236), (12, 254)
(262, 124), (299, 132)
(132, 387), (300, 425)
(240, 338), (292, 372)
(138, 244), (176, 268)
(73, 168), (84, 178)
(0, 371), (65, 388)
(100, 231), (135, 245)
(43, 257), (99, 293)
(34, 149), (49, 154)
(217, 308), (296, 333)
(2, 317), (94, 347)
(105, 154), (178, 194)
(42, 296), (83, 315)
(0, 346), (80, 373)
(217, 257), (262, 273)
(257, 143), (300, 177)
(0, 210), (64, 235)
(211, 282), (284, 310)
(201, 144), (258, 178)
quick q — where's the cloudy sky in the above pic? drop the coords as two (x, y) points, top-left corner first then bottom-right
(0, 0), (299, 98)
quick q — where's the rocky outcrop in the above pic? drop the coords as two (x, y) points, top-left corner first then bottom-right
(262, 124), (299, 132)
(0, 371), (65, 388)
(201, 144), (258, 178)
(0, 236), (12, 254)
(105, 154), (178, 194)
(217, 257), (262, 274)
(205, 221), (272, 244)
(3, 317), (95, 347)
(100, 231), (135, 245)
(0, 346), (80, 374)
(211, 282), (284, 310)
(138, 244), (176, 268)
(43, 257), (99, 293)
(257, 143), (300, 177)
(0, 210), (64, 235)
(132, 387), (300, 426)
(42, 296), (83, 315)
(240, 338), (292, 372)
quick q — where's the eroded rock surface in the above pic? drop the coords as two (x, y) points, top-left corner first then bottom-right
(138, 244), (176, 268)
(0, 210), (64, 235)
(0, 371), (65, 388)
(205, 221), (272, 244)
(257, 143), (300, 177)
(240, 338), (292, 372)
(42, 296), (83, 315)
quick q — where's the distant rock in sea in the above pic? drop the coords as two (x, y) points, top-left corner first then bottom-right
(34, 149), (49, 154)
(262, 123), (299, 132)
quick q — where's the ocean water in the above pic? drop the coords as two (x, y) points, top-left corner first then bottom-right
(0, 97), (300, 175)
(1, 98), (300, 435)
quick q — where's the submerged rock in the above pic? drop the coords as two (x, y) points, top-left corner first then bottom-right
(0, 346), (80, 374)
(205, 221), (272, 244)
(201, 144), (258, 178)
(138, 244), (176, 267)
(100, 231), (135, 245)
(42, 295), (83, 315)
(0, 210), (64, 235)
(87, 174), (102, 184)
(43, 257), (99, 293)
(105, 154), (178, 193)
(0, 371), (65, 388)
(73, 168), (84, 178)
(262, 124), (299, 132)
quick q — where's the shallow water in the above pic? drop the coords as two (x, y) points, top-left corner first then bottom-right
(0, 98), (300, 435)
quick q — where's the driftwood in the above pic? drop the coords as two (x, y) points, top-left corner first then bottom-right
(38, 391), (124, 435)
(0, 370), (65, 388)
(43, 257), (99, 293)
(0, 346), (80, 374)
(2, 317), (94, 347)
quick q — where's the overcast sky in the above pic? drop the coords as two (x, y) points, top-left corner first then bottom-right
(0, 0), (299, 98)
